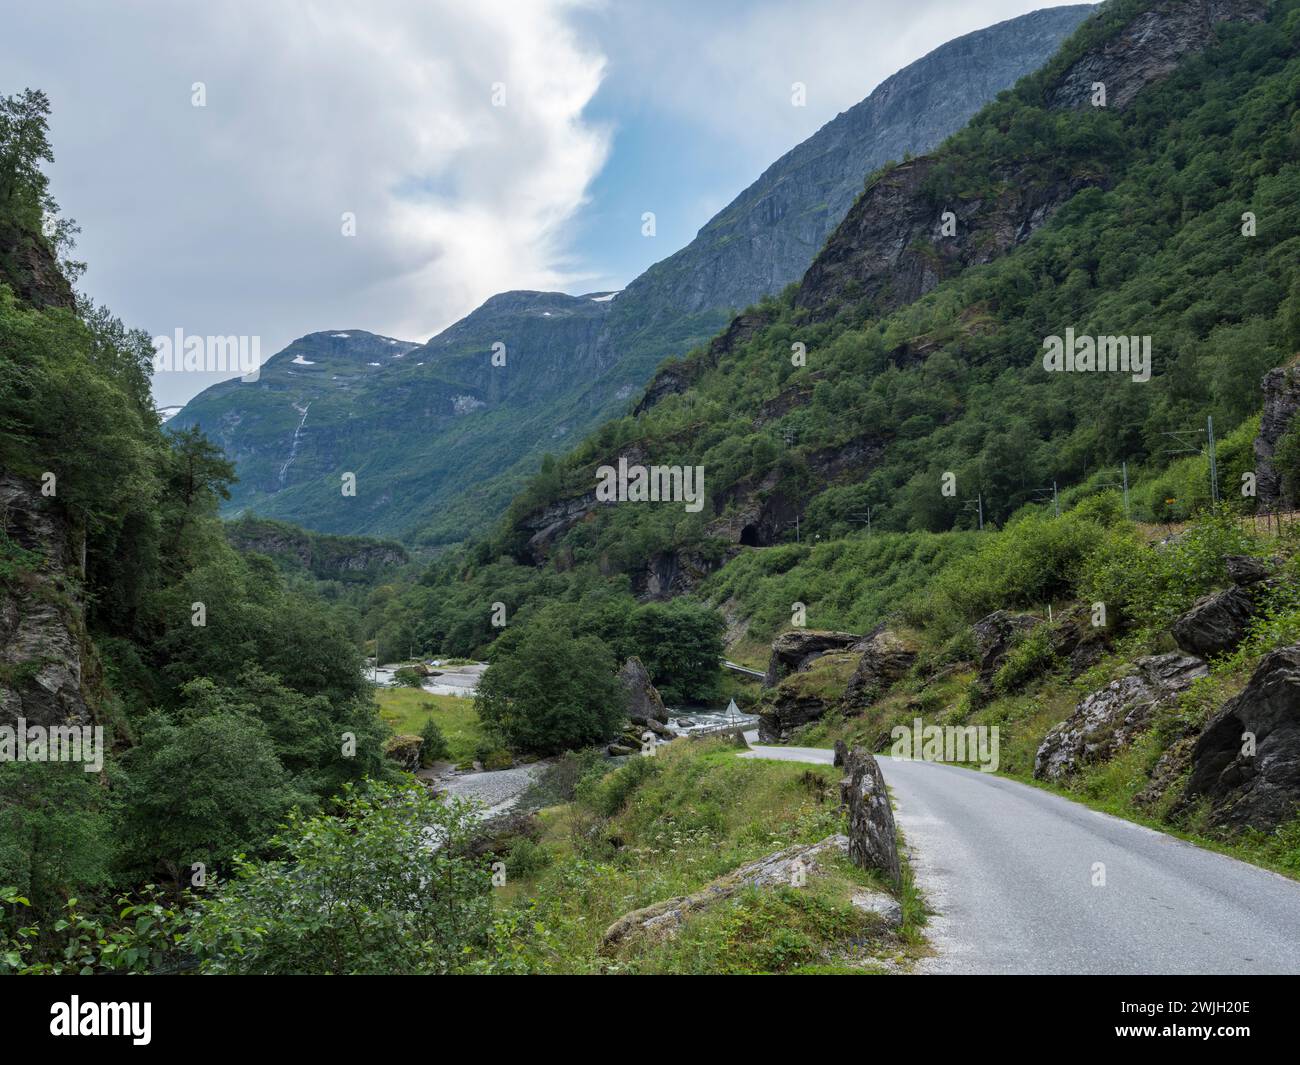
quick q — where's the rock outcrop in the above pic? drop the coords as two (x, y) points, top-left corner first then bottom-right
(1254, 358), (1300, 509)
(1172, 586), (1257, 658)
(763, 629), (863, 688)
(840, 748), (901, 888)
(1045, 0), (1270, 111)
(758, 652), (860, 742)
(972, 611), (1044, 687)
(1170, 554), (1276, 657)
(842, 627), (916, 710)
(1184, 643), (1300, 830)
(795, 0), (1268, 322)
(383, 733), (423, 772)
(0, 474), (92, 733)
(600, 833), (898, 952)
(1034, 653), (1208, 781)
(619, 656), (668, 727)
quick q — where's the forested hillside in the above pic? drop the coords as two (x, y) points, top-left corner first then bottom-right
(365, 0), (1298, 665)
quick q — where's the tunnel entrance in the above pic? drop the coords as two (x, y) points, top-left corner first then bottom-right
(739, 524), (762, 547)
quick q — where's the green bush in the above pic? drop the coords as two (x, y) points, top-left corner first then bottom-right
(993, 626), (1056, 694)
(419, 716), (450, 765)
(576, 754), (660, 818)
(187, 781), (495, 974)
(393, 666), (425, 688)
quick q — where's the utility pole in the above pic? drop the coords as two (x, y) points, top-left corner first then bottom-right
(1122, 461), (1130, 519)
(1207, 415), (1219, 504)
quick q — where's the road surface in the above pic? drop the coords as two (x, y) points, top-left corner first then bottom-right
(739, 735), (1300, 974)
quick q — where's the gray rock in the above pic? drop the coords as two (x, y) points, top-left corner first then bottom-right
(1172, 585), (1257, 658)
(1256, 360), (1300, 509)
(840, 748), (901, 887)
(0, 475), (91, 734)
(1185, 643), (1300, 830)
(618, 656), (668, 726)
(763, 629), (862, 688)
(843, 627), (916, 709)
(1226, 555), (1275, 586)
(833, 739), (848, 768)
(1034, 653), (1208, 781)
(600, 834), (851, 952)
(850, 889), (903, 927)
(972, 611), (1043, 686)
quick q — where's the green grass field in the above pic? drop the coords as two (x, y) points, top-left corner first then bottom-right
(374, 687), (483, 764)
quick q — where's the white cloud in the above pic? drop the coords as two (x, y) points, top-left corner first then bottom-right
(1, 0), (609, 404)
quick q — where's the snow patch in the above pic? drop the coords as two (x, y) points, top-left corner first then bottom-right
(590, 291), (621, 302)
(291, 355), (316, 365)
(367, 362), (381, 367)
(331, 332), (351, 338)
(453, 394), (486, 416)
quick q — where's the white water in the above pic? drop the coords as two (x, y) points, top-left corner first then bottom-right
(277, 401), (311, 488)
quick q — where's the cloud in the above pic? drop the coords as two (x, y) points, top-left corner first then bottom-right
(0, 0), (609, 404)
(588, 0), (1090, 161)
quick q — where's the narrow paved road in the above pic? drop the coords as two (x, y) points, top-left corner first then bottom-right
(739, 736), (1300, 974)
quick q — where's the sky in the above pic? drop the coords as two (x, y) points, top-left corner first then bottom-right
(1, 0), (1092, 407)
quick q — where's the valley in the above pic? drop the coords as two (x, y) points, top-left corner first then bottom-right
(3, 0), (1300, 988)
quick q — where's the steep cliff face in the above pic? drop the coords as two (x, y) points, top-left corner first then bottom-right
(795, 0), (1269, 320)
(1044, 0), (1270, 110)
(174, 7), (1093, 545)
(224, 516), (408, 578)
(0, 219), (75, 312)
(0, 473), (91, 731)
(609, 4), (1096, 324)
(1254, 357), (1300, 509)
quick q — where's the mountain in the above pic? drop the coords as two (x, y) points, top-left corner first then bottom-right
(386, 0), (1294, 649)
(172, 5), (1095, 545)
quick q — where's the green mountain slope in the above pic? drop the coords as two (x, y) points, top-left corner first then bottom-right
(372, 0), (1298, 660)
(173, 6), (1094, 546)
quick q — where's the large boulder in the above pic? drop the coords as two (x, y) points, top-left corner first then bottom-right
(1184, 643), (1300, 830)
(758, 652), (859, 741)
(763, 629), (862, 688)
(842, 627), (916, 710)
(1047, 602), (1113, 675)
(840, 748), (900, 887)
(972, 610), (1043, 686)
(618, 656), (669, 733)
(1034, 653), (1208, 782)
(1171, 585), (1256, 658)
(384, 734), (423, 772)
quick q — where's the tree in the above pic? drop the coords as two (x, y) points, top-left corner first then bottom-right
(0, 89), (53, 221)
(117, 706), (308, 881)
(475, 625), (625, 753)
(187, 782), (495, 974)
(419, 716), (450, 765)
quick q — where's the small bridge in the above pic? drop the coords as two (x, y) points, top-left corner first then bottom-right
(721, 660), (765, 680)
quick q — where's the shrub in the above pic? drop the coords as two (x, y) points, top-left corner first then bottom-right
(575, 754), (660, 818)
(419, 716), (449, 765)
(993, 626), (1056, 694)
(187, 781), (495, 974)
(393, 666), (425, 688)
